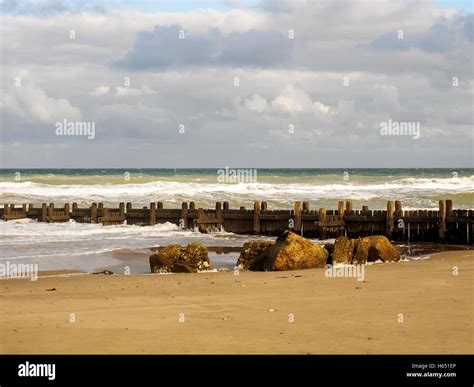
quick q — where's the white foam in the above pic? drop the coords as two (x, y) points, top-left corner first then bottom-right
(0, 176), (472, 206)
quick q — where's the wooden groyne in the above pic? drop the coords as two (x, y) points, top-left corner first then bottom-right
(1, 200), (472, 244)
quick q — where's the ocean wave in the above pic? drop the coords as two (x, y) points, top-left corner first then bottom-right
(0, 177), (472, 202)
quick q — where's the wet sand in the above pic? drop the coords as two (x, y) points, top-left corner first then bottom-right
(0, 250), (472, 354)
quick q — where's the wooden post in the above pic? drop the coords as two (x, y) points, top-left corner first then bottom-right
(337, 201), (345, 236)
(261, 201), (267, 211)
(319, 208), (326, 239)
(64, 203), (70, 217)
(157, 202), (163, 209)
(345, 200), (353, 214)
(386, 201), (394, 238)
(3, 204), (9, 218)
(126, 202), (132, 212)
(303, 201), (309, 212)
(102, 208), (109, 224)
(223, 202), (229, 211)
(197, 208), (204, 232)
(150, 202), (156, 225)
(72, 202), (77, 211)
(439, 200), (446, 242)
(41, 203), (47, 222)
(189, 202), (195, 211)
(215, 202), (223, 230)
(181, 202), (188, 229)
(362, 205), (369, 213)
(48, 203), (54, 223)
(395, 200), (402, 217)
(294, 201), (302, 234)
(119, 203), (125, 219)
(446, 200), (453, 217)
(91, 203), (98, 223)
(253, 201), (260, 234)
(337, 201), (344, 219)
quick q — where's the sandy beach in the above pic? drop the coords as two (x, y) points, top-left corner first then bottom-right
(0, 250), (472, 354)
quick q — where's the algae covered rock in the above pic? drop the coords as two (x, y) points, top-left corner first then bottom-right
(333, 236), (357, 264)
(263, 231), (328, 271)
(149, 243), (211, 273)
(237, 240), (274, 271)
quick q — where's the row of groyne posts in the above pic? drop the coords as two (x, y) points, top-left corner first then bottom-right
(0, 200), (472, 244)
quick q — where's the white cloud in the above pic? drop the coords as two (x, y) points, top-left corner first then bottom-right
(115, 86), (156, 97)
(1, 84), (82, 124)
(271, 86), (313, 113)
(313, 101), (330, 115)
(244, 94), (268, 112)
(89, 85), (110, 96)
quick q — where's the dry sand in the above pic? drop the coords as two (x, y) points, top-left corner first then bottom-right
(0, 251), (472, 354)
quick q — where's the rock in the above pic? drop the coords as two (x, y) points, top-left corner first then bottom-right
(353, 238), (370, 264)
(352, 236), (400, 264)
(171, 263), (197, 273)
(366, 235), (400, 262)
(149, 244), (182, 273)
(324, 243), (334, 265)
(181, 242), (209, 271)
(333, 236), (356, 264)
(237, 241), (274, 271)
(92, 270), (115, 275)
(263, 231), (328, 271)
(149, 243), (211, 273)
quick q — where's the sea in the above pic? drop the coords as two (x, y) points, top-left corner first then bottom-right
(0, 168), (472, 274)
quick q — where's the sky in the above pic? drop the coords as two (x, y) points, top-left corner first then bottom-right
(0, 0), (473, 168)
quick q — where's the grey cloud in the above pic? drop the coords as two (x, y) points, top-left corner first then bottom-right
(2, 0), (107, 15)
(115, 25), (293, 69)
(369, 31), (411, 51)
(369, 14), (473, 53)
(1, 1), (473, 168)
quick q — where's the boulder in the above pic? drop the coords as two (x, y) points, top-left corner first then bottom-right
(237, 241), (274, 271)
(149, 243), (211, 273)
(180, 242), (210, 271)
(366, 235), (400, 262)
(352, 238), (370, 264)
(263, 231), (328, 271)
(149, 244), (181, 273)
(333, 236), (356, 264)
(351, 236), (400, 264)
(171, 263), (196, 273)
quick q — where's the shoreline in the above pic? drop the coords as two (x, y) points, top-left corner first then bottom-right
(1, 250), (472, 354)
(1, 242), (472, 277)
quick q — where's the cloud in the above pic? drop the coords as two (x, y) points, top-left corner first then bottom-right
(270, 86), (316, 113)
(0, 1), (472, 167)
(115, 25), (293, 69)
(115, 86), (156, 97)
(1, 84), (82, 124)
(244, 94), (268, 112)
(89, 85), (110, 96)
(2, 0), (107, 15)
(369, 14), (474, 53)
